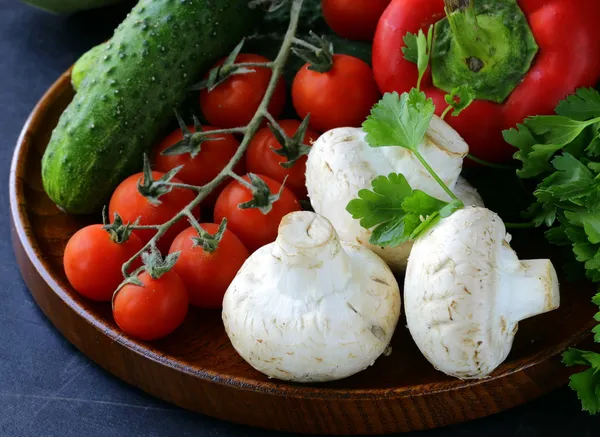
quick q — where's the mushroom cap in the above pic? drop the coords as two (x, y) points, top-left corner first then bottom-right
(404, 207), (559, 379)
(305, 123), (482, 273)
(222, 211), (401, 383)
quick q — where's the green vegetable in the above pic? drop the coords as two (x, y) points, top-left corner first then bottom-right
(21, 0), (124, 14)
(42, 0), (263, 214)
(401, 26), (433, 92)
(71, 44), (104, 92)
(363, 90), (435, 152)
(563, 296), (600, 414)
(505, 87), (600, 414)
(346, 24), (471, 248)
(347, 173), (462, 247)
(345, 89), (464, 247)
(441, 85), (476, 119)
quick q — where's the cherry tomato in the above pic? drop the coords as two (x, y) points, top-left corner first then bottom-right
(214, 174), (301, 252)
(169, 224), (249, 308)
(246, 120), (320, 199)
(113, 270), (188, 341)
(153, 125), (245, 205)
(199, 54), (286, 128)
(322, 0), (391, 41)
(109, 171), (198, 253)
(63, 225), (143, 302)
(292, 54), (380, 133)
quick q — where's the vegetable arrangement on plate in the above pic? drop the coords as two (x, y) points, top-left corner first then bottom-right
(40, 0), (600, 413)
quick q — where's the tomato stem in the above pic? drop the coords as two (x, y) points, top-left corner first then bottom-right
(292, 37), (320, 53)
(119, 0), (306, 280)
(184, 210), (205, 236)
(228, 171), (256, 190)
(230, 61), (274, 69)
(189, 126), (247, 141)
(129, 224), (162, 230)
(155, 181), (203, 192)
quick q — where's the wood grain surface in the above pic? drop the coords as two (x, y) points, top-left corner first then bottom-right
(9, 69), (597, 435)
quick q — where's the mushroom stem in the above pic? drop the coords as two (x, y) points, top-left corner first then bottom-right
(272, 211), (344, 269)
(503, 259), (560, 325)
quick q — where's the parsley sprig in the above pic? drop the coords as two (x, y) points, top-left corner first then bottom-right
(347, 173), (462, 247)
(347, 25), (471, 247)
(346, 90), (464, 246)
(505, 87), (600, 413)
(346, 89), (464, 246)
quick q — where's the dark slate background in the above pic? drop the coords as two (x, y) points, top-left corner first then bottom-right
(1, 1), (599, 436)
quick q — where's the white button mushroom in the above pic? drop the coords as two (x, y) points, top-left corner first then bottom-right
(222, 211), (401, 383)
(305, 118), (484, 273)
(404, 206), (560, 379)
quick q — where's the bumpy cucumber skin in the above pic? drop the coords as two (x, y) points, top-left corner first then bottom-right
(42, 0), (262, 214)
(72, 44), (104, 92)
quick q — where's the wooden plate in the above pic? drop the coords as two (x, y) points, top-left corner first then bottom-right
(10, 69), (597, 435)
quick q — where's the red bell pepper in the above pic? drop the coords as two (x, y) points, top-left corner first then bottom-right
(372, 0), (600, 163)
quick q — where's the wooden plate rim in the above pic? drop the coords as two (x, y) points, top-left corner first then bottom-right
(9, 68), (594, 404)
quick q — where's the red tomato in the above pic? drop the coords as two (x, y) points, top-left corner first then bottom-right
(292, 55), (380, 133)
(153, 125), (245, 205)
(322, 0), (391, 41)
(246, 120), (320, 199)
(169, 224), (249, 308)
(109, 171), (198, 253)
(199, 54), (286, 128)
(113, 270), (188, 341)
(214, 174), (301, 252)
(63, 225), (143, 302)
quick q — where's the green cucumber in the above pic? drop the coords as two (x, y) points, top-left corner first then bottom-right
(42, 0), (263, 214)
(21, 0), (124, 15)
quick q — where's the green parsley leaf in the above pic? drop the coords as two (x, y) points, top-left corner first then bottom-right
(583, 216), (600, 244)
(545, 226), (570, 245)
(401, 191), (462, 240)
(439, 199), (464, 218)
(370, 215), (414, 248)
(534, 154), (596, 205)
(523, 202), (557, 227)
(506, 116), (600, 179)
(401, 190), (448, 214)
(563, 347), (600, 414)
(589, 162), (600, 173)
(586, 134), (600, 157)
(444, 85), (476, 117)
(402, 32), (418, 64)
(416, 25), (433, 90)
(363, 90), (434, 151)
(568, 366), (600, 414)
(401, 25), (433, 91)
(587, 268), (600, 282)
(504, 124), (555, 178)
(346, 173), (459, 248)
(556, 88), (600, 121)
(573, 242), (598, 262)
(526, 115), (592, 146)
(592, 324), (600, 342)
(585, 253), (600, 273)
(346, 173), (412, 229)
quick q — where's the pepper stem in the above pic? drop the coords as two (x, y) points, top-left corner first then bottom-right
(432, 0), (539, 103)
(443, 0), (490, 73)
